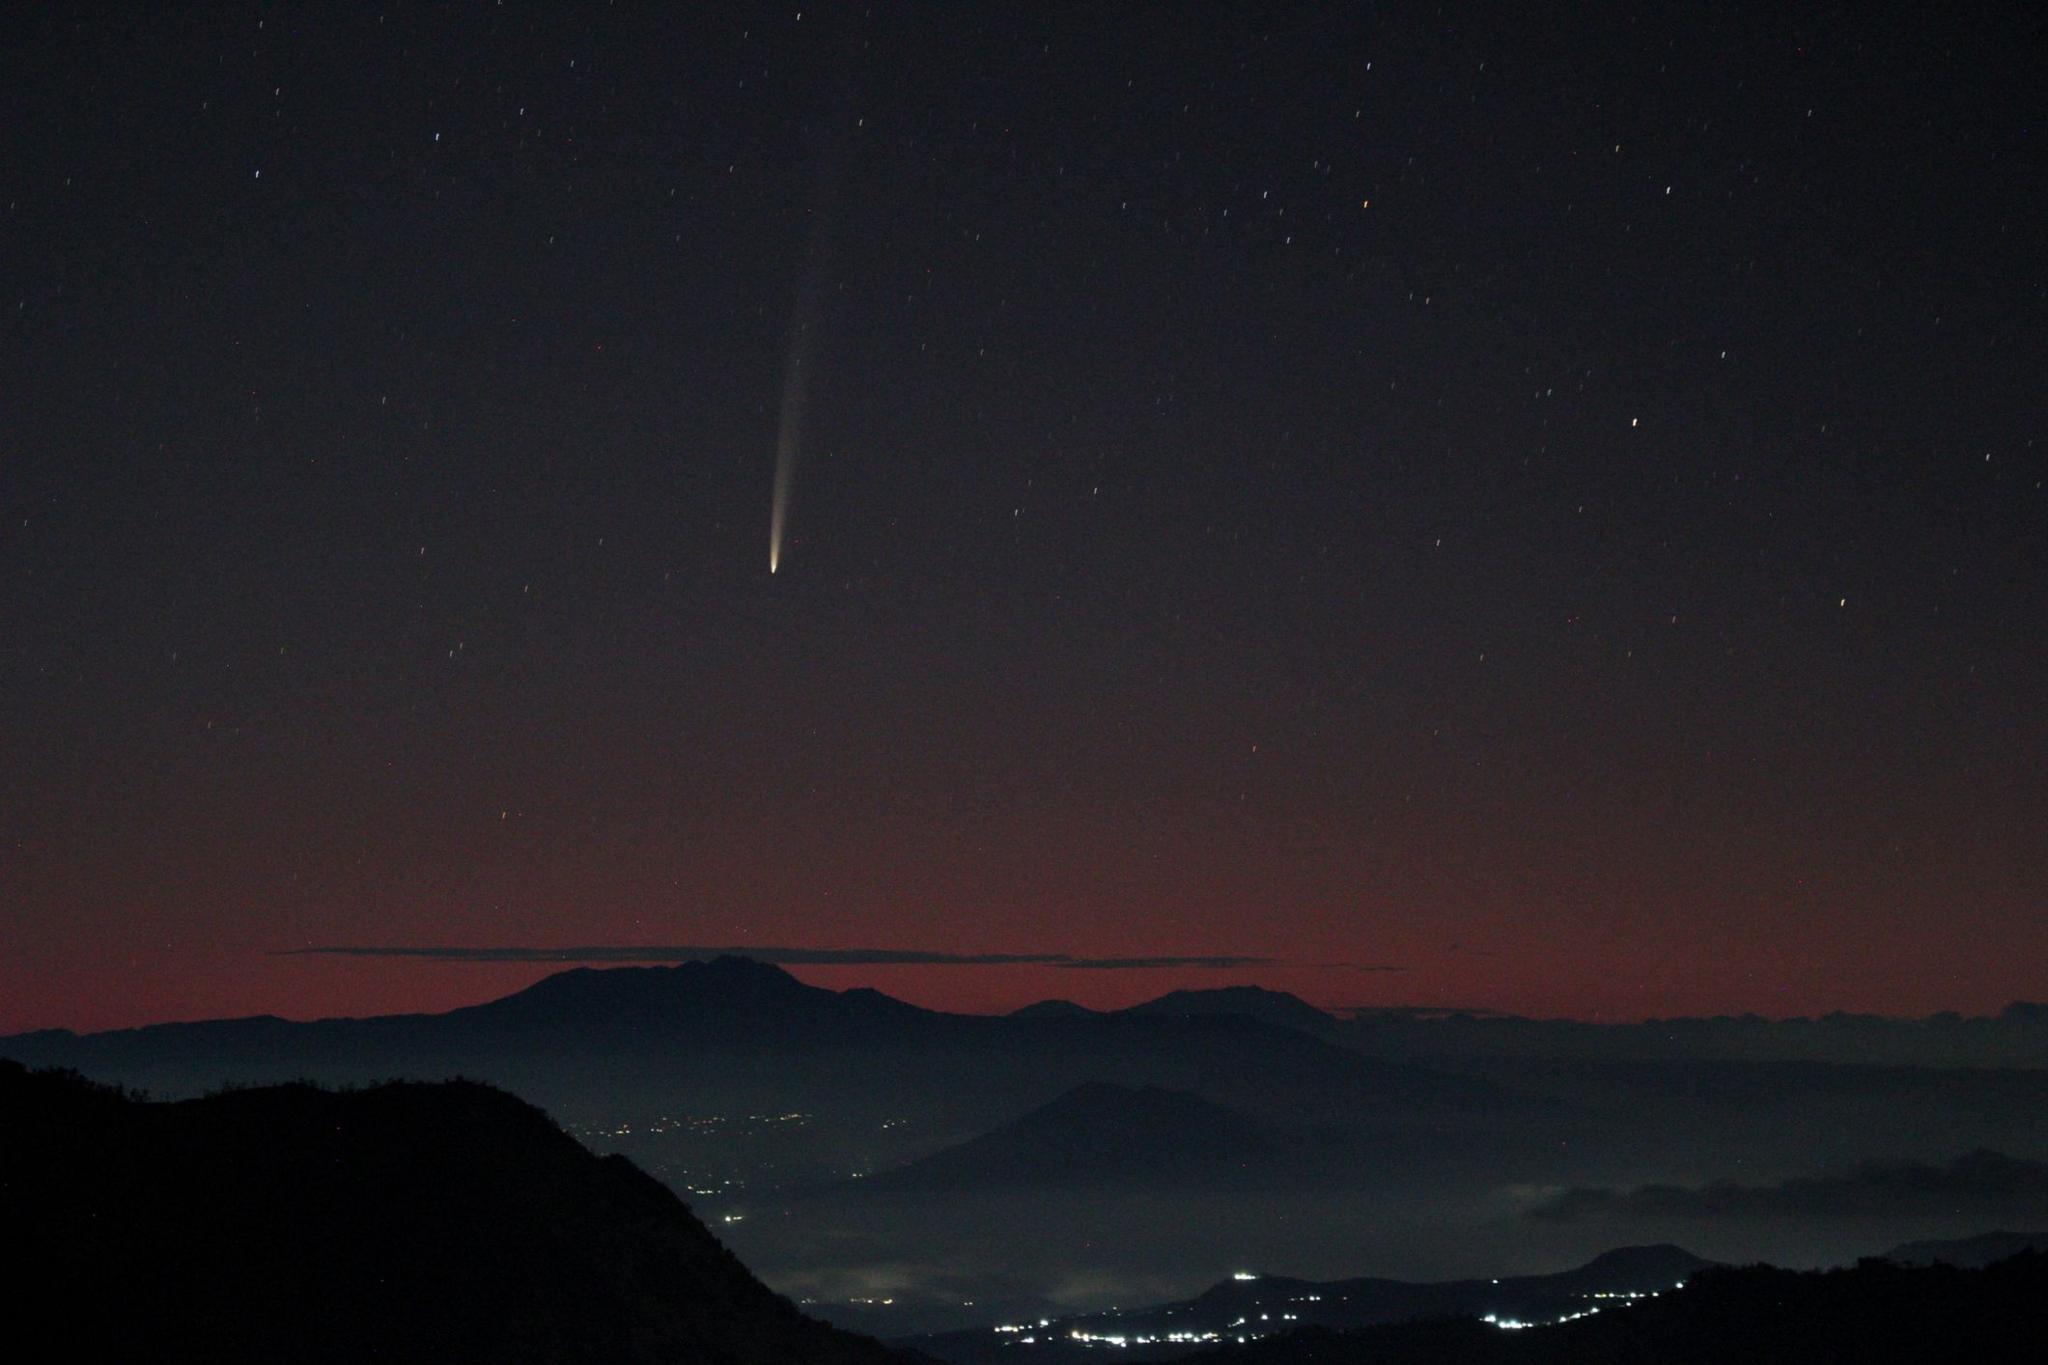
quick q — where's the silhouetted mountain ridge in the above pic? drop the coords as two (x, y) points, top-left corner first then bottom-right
(1010, 999), (1100, 1018)
(1122, 986), (1339, 1036)
(0, 960), (1507, 1137)
(0, 1061), (904, 1364)
(452, 955), (933, 1042)
(1340, 1001), (2048, 1068)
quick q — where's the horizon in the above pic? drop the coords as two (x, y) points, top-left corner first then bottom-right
(8, 949), (2042, 1037)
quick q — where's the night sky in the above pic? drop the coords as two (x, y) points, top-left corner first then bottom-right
(5, 2), (2042, 1034)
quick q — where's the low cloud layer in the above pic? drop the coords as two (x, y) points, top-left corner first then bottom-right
(279, 945), (1273, 970)
(1529, 1150), (2048, 1223)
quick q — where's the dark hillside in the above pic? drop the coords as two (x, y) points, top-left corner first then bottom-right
(0, 1061), (905, 1365)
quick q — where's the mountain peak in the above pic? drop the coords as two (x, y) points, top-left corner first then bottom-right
(1123, 985), (1337, 1034)
(1009, 999), (1099, 1018)
(464, 956), (918, 1041)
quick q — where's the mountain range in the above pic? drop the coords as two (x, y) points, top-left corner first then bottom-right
(10, 959), (2047, 1331)
(0, 957), (1516, 1162)
(8, 1054), (2037, 1363)
(1029, 985), (2048, 1070)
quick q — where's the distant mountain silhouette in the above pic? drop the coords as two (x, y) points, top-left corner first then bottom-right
(1528, 1148), (2048, 1224)
(865, 1082), (1280, 1189)
(0, 956), (923, 1099)
(1122, 986), (1340, 1036)
(907, 1244), (1712, 1363)
(1009, 999), (1101, 1018)
(0, 959), (1507, 1141)
(0, 1061), (905, 1364)
(1881, 1230), (2048, 1267)
(1190, 1253), (2048, 1364)
(1340, 1001), (2048, 1069)
(11, 968), (2046, 1341)
(456, 955), (931, 1042)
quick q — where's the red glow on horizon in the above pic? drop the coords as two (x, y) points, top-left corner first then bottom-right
(4, 942), (2041, 1038)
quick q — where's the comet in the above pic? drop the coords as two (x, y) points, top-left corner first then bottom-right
(769, 105), (843, 575)
(768, 261), (821, 575)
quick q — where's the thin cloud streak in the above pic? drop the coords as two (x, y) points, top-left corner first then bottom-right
(278, 945), (1276, 970)
(1527, 1150), (2048, 1223)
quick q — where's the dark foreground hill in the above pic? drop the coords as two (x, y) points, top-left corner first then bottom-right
(1194, 1253), (2048, 1364)
(0, 1061), (905, 1365)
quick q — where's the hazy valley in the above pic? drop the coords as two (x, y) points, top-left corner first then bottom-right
(10, 960), (2047, 1340)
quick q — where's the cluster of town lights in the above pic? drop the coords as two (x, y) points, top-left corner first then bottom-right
(993, 1279), (1691, 1348)
(1481, 1282), (1684, 1332)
